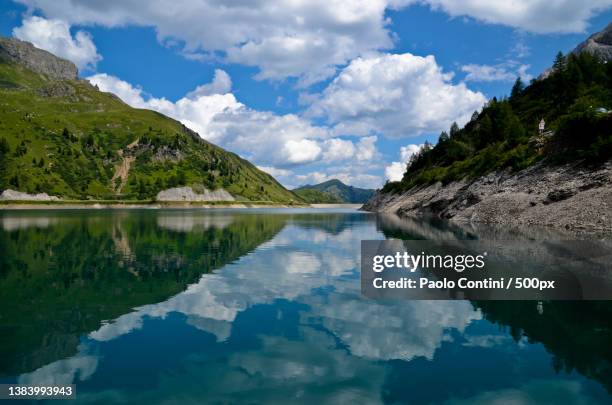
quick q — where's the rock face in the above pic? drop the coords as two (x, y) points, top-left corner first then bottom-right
(539, 23), (612, 79)
(573, 22), (612, 61)
(363, 161), (612, 232)
(156, 187), (235, 202)
(0, 189), (61, 201)
(0, 37), (78, 80)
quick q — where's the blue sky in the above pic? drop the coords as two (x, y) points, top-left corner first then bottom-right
(1, 1), (611, 188)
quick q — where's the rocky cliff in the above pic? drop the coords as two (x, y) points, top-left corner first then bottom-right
(573, 22), (612, 61)
(363, 161), (612, 232)
(0, 37), (78, 80)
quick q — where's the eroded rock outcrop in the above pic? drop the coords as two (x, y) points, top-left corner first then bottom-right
(0, 189), (61, 201)
(573, 22), (612, 61)
(363, 161), (612, 232)
(0, 37), (78, 80)
(156, 187), (234, 202)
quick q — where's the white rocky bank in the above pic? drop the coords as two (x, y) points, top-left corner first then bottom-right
(363, 161), (612, 232)
(155, 187), (234, 202)
(0, 189), (61, 201)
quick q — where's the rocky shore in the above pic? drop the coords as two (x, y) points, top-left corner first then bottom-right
(363, 160), (612, 232)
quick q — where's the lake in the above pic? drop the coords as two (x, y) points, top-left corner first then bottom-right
(1, 208), (611, 404)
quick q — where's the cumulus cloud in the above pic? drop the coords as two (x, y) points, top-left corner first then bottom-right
(408, 0), (612, 33)
(17, 0), (398, 85)
(185, 69), (232, 98)
(257, 166), (293, 178)
(87, 72), (379, 173)
(461, 62), (532, 82)
(308, 53), (486, 138)
(384, 144), (423, 182)
(13, 0), (612, 86)
(12, 16), (101, 71)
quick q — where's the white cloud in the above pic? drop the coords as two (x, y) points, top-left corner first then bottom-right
(13, 0), (612, 86)
(461, 62), (532, 82)
(356, 136), (377, 161)
(257, 166), (293, 178)
(17, 0), (399, 85)
(282, 139), (322, 165)
(322, 138), (356, 162)
(87, 72), (379, 173)
(185, 69), (232, 98)
(308, 53), (486, 138)
(12, 16), (101, 71)
(385, 144), (423, 182)
(411, 0), (612, 34)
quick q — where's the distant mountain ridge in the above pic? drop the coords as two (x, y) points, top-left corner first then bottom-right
(293, 179), (375, 203)
(0, 36), (299, 202)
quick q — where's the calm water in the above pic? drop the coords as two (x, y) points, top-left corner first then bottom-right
(1, 209), (611, 404)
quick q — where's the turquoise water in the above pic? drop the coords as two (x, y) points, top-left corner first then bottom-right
(1, 209), (611, 404)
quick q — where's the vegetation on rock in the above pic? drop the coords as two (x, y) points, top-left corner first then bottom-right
(383, 51), (612, 194)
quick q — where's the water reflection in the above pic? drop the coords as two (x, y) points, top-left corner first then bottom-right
(0, 209), (610, 404)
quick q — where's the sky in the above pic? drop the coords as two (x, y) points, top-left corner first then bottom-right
(1, 1), (611, 189)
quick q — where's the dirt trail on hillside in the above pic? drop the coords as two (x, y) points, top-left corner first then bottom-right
(111, 139), (139, 194)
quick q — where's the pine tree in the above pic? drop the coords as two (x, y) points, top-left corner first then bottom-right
(449, 122), (460, 137)
(553, 51), (566, 73)
(510, 77), (524, 99)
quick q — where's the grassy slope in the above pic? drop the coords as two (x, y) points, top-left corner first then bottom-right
(0, 60), (301, 202)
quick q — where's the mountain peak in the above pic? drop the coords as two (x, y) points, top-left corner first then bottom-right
(294, 179), (375, 203)
(572, 22), (612, 61)
(319, 179), (345, 187)
(0, 36), (78, 81)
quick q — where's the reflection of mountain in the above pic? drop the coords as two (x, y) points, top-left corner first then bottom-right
(0, 210), (285, 376)
(375, 213), (578, 241)
(474, 301), (612, 394)
(288, 211), (374, 235)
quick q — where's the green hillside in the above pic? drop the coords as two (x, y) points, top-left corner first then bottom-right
(292, 188), (342, 203)
(0, 38), (300, 202)
(294, 179), (375, 203)
(383, 49), (612, 194)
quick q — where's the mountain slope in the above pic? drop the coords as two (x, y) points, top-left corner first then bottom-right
(292, 188), (342, 204)
(365, 26), (612, 231)
(294, 179), (375, 203)
(573, 22), (612, 61)
(0, 37), (300, 202)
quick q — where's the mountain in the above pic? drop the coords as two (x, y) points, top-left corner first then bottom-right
(0, 37), (299, 202)
(572, 22), (612, 61)
(365, 30), (612, 231)
(540, 23), (612, 80)
(291, 188), (342, 204)
(293, 179), (375, 203)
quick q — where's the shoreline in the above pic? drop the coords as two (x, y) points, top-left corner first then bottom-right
(0, 201), (363, 210)
(363, 160), (612, 232)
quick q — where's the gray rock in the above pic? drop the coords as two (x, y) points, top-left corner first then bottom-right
(363, 160), (612, 232)
(538, 23), (612, 80)
(572, 22), (612, 61)
(0, 189), (61, 201)
(0, 36), (78, 80)
(156, 187), (235, 202)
